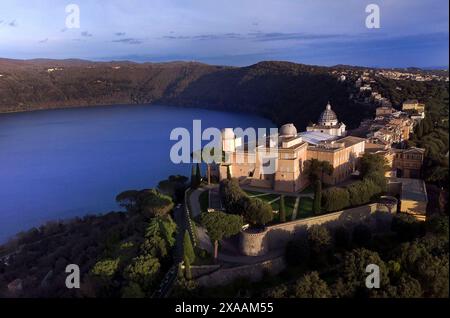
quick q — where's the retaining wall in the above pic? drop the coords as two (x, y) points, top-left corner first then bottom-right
(240, 200), (397, 256)
(195, 257), (285, 287)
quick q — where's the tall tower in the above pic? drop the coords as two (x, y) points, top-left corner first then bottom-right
(222, 128), (236, 153)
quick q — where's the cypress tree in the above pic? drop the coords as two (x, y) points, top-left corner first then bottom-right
(184, 256), (192, 280)
(313, 179), (322, 214)
(279, 195), (286, 222)
(177, 262), (184, 279)
(190, 165), (196, 188)
(183, 230), (195, 264)
(195, 163), (202, 187)
(226, 165), (232, 180)
(415, 121), (423, 138)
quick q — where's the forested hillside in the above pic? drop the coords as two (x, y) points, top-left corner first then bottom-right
(0, 59), (370, 130)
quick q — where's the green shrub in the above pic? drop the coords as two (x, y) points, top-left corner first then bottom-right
(322, 187), (350, 212)
(241, 196), (273, 227)
(91, 258), (120, 278)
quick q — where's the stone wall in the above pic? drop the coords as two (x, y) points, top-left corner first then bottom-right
(190, 264), (221, 279)
(239, 229), (269, 256)
(195, 257), (286, 287)
(240, 200), (397, 256)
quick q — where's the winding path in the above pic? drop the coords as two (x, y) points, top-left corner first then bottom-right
(189, 186), (284, 265)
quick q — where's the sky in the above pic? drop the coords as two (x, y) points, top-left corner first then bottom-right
(0, 0), (448, 68)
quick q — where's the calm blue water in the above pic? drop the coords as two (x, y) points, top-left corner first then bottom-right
(0, 104), (273, 242)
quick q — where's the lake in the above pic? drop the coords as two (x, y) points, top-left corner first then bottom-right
(0, 104), (274, 242)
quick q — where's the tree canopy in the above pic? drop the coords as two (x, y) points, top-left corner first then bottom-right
(305, 159), (334, 183)
(220, 178), (273, 227)
(200, 211), (243, 242)
(241, 197), (273, 227)
(115, 189), (174, 218)
(294, 272), (332, 298)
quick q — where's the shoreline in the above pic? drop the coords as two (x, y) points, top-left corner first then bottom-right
(0, 102), (278, 129)
(0, 102), (142, 115)
(0, 103), (275, 245)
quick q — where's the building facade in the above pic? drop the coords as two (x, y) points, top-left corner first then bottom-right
(218, 124), (365, 192)
(306, 136), (366, 184)
(402, 99), (425, 119)
(392, 147), (425, 178)
(375, 106), (396, 117)
(364, 146), (425, 179)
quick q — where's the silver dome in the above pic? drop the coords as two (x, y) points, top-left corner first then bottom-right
(279, 123), (297, 137)
(318, 103), (338, 125)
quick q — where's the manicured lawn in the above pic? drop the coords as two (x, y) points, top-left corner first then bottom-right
(299, 184), (314, 194)
(244, 190), (281, 209)
(244, 190), (265, 196)
(257, 193), (280, 203)
(242, 190), (303, 223)
(272, 196), (297, 222)
(296, 197), (314, 219)
(285, 196), (297, 216)
(199, 190), (209, 213)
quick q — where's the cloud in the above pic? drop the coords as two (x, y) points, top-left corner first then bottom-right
(38, 38), (48, 43)
(250, 32), (346, 42)
(8, 20), (17, 27)
(162, 33), (242, 41)
(161, 35), (190, 40)
(161, 32), (346, 42)
(112, 38), (142, 45)
(81, 31), (93, 37)
(115, 32), (126, 36)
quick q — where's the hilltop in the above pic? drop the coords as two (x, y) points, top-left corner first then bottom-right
(0, 59), (368, 129)
(0, 59), (447, 130)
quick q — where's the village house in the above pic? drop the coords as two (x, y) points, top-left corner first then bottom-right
(402, 99), (426, 119)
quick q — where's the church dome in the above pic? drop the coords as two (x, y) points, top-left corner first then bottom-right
(318, 102), (338, 125)
(279, 123), (297, 137)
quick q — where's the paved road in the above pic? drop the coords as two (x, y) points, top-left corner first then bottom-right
(189, 189), (286, 265)
(189, 184), (216, 218)
(241, 185), (314, 198)
(173, 205), (186, 262)
(196, 224), (284, 265)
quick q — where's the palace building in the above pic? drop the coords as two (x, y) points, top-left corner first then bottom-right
(218, 122), (365, 193)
